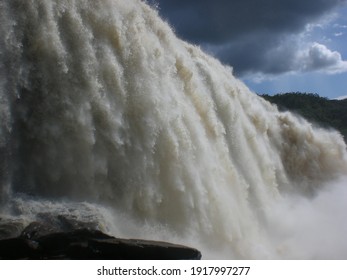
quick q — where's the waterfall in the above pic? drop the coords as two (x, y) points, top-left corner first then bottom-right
(1, 0), (346, 259)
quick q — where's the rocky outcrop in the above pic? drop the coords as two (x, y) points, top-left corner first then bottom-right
(0, 222), (201, 260)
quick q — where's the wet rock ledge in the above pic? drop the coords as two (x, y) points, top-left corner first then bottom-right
(0, 222), (201, 260)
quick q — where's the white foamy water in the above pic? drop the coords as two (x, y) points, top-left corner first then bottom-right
(0, 0), (346, 259)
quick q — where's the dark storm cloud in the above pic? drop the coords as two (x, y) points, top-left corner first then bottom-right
(215, 32), (300, 75)
(150, 0), (347, 76)
(156, 0), (344, 43)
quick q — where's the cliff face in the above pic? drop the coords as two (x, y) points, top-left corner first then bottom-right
(0, 222), (201, 260)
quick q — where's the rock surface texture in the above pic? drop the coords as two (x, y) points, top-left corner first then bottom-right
(0, 222), (202, 260)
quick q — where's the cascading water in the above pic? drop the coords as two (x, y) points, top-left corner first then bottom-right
(1, 0), (347, 259)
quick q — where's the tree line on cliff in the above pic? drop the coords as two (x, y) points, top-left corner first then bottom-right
(260, 92), (347, 141)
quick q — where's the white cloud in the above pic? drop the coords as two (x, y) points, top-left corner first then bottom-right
(333, 23), (347, 29)
(297, 42), (347, 74)
(334, 32), (344, 36)
(244, 41), (347, 83)
(335, 95), (347, 100)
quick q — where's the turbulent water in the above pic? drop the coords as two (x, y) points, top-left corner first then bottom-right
(1, 0), (347, 259)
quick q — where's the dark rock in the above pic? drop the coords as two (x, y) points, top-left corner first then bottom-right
(0, 222), (202, 260)
(0, 238), (39, 259)
(20, 221), (58, 239)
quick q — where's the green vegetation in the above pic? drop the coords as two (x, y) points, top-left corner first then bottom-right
(259, 92), (347, 141)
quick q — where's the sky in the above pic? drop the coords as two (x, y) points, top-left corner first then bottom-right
(148, 0), (347, 99)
